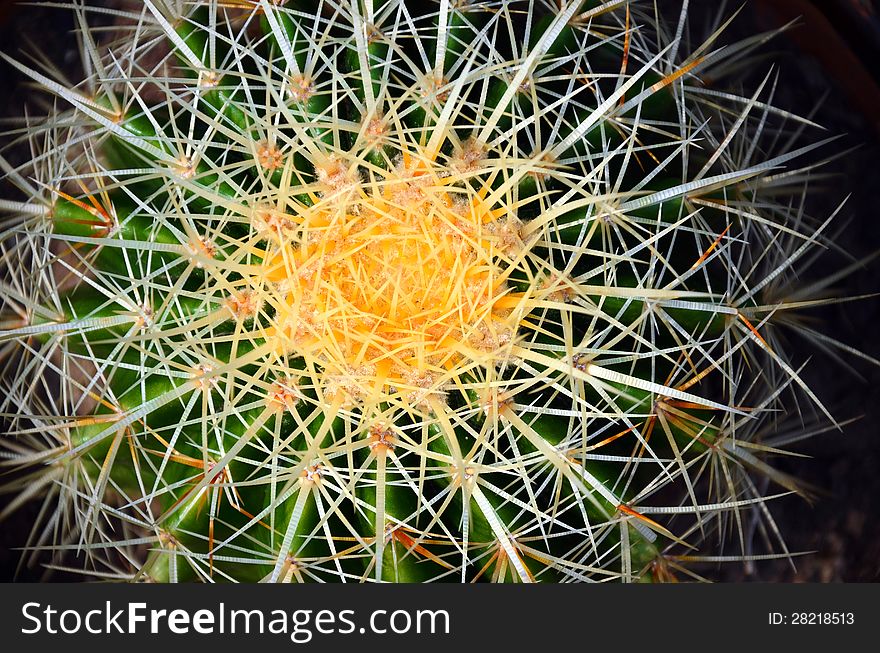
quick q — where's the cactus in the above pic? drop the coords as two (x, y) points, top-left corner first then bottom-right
(0, 0), (869, 583)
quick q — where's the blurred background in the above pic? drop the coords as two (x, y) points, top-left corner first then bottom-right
(0, 0), (877, 582)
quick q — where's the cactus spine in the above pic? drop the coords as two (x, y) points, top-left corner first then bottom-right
(0, 0), (866, 582)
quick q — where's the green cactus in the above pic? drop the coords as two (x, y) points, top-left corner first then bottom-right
(0, 0), (869, 582)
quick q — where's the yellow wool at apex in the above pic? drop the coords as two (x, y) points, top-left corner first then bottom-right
(246, 148), (530, 407)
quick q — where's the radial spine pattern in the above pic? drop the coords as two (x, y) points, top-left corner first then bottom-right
(0, 0), (864, 582)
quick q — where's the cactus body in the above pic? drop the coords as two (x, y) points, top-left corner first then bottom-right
(0, 0), (866, 582)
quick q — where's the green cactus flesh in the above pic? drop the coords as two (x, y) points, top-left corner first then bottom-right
(0, 0), (865, 582)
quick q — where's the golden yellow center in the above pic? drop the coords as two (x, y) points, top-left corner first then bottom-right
(252, 151), (525, 405)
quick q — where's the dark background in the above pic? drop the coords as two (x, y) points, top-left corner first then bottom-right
(0, 0), (877, 582)
(694, 0), (880, 582)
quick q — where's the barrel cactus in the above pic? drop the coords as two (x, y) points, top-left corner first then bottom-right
(0, 0), (865, 582)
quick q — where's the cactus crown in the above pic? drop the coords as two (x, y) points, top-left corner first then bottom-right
(0, 0), (868, 582)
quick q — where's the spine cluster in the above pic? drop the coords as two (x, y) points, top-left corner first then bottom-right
(0, 0), (866, 582)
